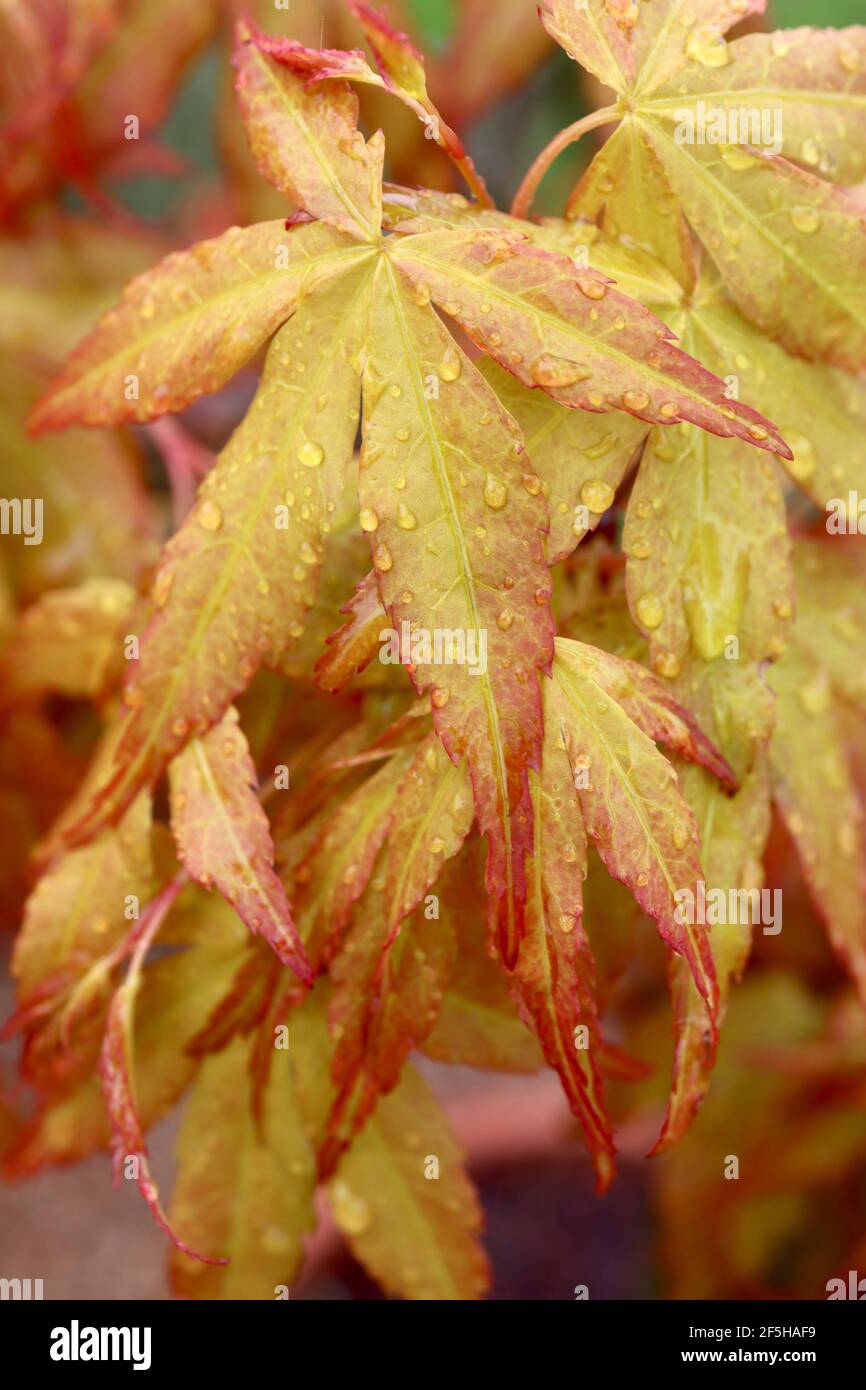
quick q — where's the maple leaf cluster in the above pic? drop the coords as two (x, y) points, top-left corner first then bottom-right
(3, 0), (866, 1300)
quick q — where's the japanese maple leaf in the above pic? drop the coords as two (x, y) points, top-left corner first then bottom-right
(308, 636), (735, 1187)
(767, 539), (866, 1008)
(536, 1), (866, 370)
(29, 19), (787, 968)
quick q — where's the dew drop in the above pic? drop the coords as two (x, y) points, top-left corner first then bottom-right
(197, 498), (223, 531)
(748, 423), (769, 441)
(578, 278), (606, 301)
(331, 1180), (372, 1236)
(483, 473), (508, 510)
(622, 388), (650, 412)
(720, 144), (756, 172)
(359, 507), (379, 532)
(652, 649), (679, 680)
(440, 351), (462, 382)
(531, 353), (592, 388)
(685, 27), (731, 67)
(431, 687), (450, 709)
(373, 542), (393, 571)
(397, 503), (418, 530)
(790, 205), (820, 235)
(585, 433), (615, 459)
(636, 592), (664, 629)
(497, 609), (514, 631)
(801, 137), (822, 167)
(580, 478), (615, 514)
(298, 440), (325, 468)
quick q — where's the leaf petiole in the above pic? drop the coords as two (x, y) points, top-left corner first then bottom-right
(510, 105), (621, 219)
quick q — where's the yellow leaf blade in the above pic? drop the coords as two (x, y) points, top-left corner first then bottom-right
(30, 222), (364, 431)
(330, 1064), (489, 1300)
(362, 258), (555, 967)
(234, 20), (384, 240)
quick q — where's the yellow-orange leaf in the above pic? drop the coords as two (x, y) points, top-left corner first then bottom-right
(329, 1064), (489, 1300)
(30, 222), (364, 431)
(234, 20), (384, 239)
(169, 707), (311, 983)
(361, 257), (554, 967)
(170, 1036), (316, 1299)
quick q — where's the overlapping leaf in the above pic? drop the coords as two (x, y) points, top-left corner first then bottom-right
(548, 638), (729, 1011)
(64, 263), (371, 844)
(686, 264), (866, 512)
(30, 221), (367, 430)
(623, 422), (792, 673)
(654, 756), (771, 1152)
(768, 542), (866, 1004)
(515, 703), (616, 1190)
(2, 578), (135, 703)
(643, 27), (866, 183)
(328, 1063), (489, 1300)
(422, 847), (543, 1073)
(12, 792), (154, 1008)
(30, 24), (790, 956)
(547, 2), (866, 367)
(254, 2), (492, 204)
(359, 258), (552, 965)
(322, 737), (472, 1167)
(169, 707), (311, 983)
(5, 910), (248, 1176)
(389, 226), (791, 449)
(481, 359), (647, 564)
(170, 1036), (316, 1298)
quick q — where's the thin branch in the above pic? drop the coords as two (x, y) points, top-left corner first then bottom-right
(510, 106), (621, 220)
